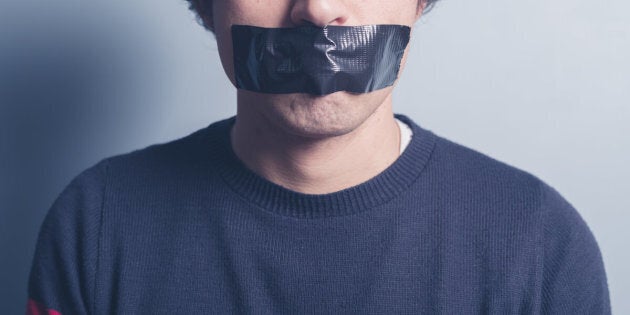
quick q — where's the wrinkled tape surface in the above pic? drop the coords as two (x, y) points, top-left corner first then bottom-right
(232, 24), (411, 95)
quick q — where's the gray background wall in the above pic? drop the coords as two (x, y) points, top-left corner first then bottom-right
(1, 0), (627, 313)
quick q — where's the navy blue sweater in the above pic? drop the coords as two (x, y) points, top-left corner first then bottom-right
(28, 115), (610, 314)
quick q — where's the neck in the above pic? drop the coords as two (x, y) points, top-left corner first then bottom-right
(231, 94), (401, 194)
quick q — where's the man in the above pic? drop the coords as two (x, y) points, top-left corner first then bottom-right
(28, 0), (610, 314)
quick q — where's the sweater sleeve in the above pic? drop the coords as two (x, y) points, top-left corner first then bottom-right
(539, 181), (611, 314)
(27, 160), (108, 315)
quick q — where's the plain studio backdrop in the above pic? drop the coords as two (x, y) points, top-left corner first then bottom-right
(1, 0), (628, 313)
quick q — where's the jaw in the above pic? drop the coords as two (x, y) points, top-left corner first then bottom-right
(235, 86), (395, 141)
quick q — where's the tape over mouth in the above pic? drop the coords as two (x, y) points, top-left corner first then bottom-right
(231, 24), (411, 95)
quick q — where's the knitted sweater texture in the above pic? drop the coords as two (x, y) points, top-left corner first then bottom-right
(27, 115), (610, 314)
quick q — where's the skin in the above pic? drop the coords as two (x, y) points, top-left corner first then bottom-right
(210, 0), (426, 194)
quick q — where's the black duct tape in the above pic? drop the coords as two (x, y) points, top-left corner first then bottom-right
(232, 24), (411, 95)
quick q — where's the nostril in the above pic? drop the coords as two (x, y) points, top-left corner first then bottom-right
(330, 16), (348, 26)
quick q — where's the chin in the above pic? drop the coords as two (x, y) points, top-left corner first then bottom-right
(283, 120), (357, 139)
(266, 92), (371, 139)
(238, 88), (393, 139)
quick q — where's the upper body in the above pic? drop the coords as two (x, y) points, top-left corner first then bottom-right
(27, 115), (610, 314)
(28, 0), (611, 314)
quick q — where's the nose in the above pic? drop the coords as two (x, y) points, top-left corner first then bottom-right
(290, 0), (350, 27)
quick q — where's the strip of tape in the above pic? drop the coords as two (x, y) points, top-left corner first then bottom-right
(232, 24), (411, 95)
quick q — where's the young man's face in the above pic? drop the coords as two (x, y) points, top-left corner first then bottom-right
(212, 0), (424, 138)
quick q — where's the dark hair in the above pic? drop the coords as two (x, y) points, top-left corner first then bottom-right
(185, 0), (440, 32)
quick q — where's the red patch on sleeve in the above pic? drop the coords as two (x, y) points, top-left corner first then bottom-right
(26, 299), (62, 315)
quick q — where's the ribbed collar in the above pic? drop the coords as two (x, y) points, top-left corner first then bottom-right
(202, 114), (436, 219)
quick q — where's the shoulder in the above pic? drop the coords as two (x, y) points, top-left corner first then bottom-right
(425, 129), (544, 209)
(425, 125), (594, 231)
(398, 115), (548, 227)
(405, 118), (610, 313)
(99, 117), (234, 182)
(42, 117), (235, 227)
(400, 114), (542, 199)
(107, 118), (229, 171)
(426, 125), (597, 233)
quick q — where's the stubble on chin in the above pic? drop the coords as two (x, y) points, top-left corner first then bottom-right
(239, 86), (393, 141)
(263, 92), (368, 139)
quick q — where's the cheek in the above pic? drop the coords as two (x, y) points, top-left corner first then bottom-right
(363, 0), (419, 25)
(397, 40), (413, 76)
(213, 27), (236, 87)
(215, 1), (293, 28)
(211, 2), (234, 84)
